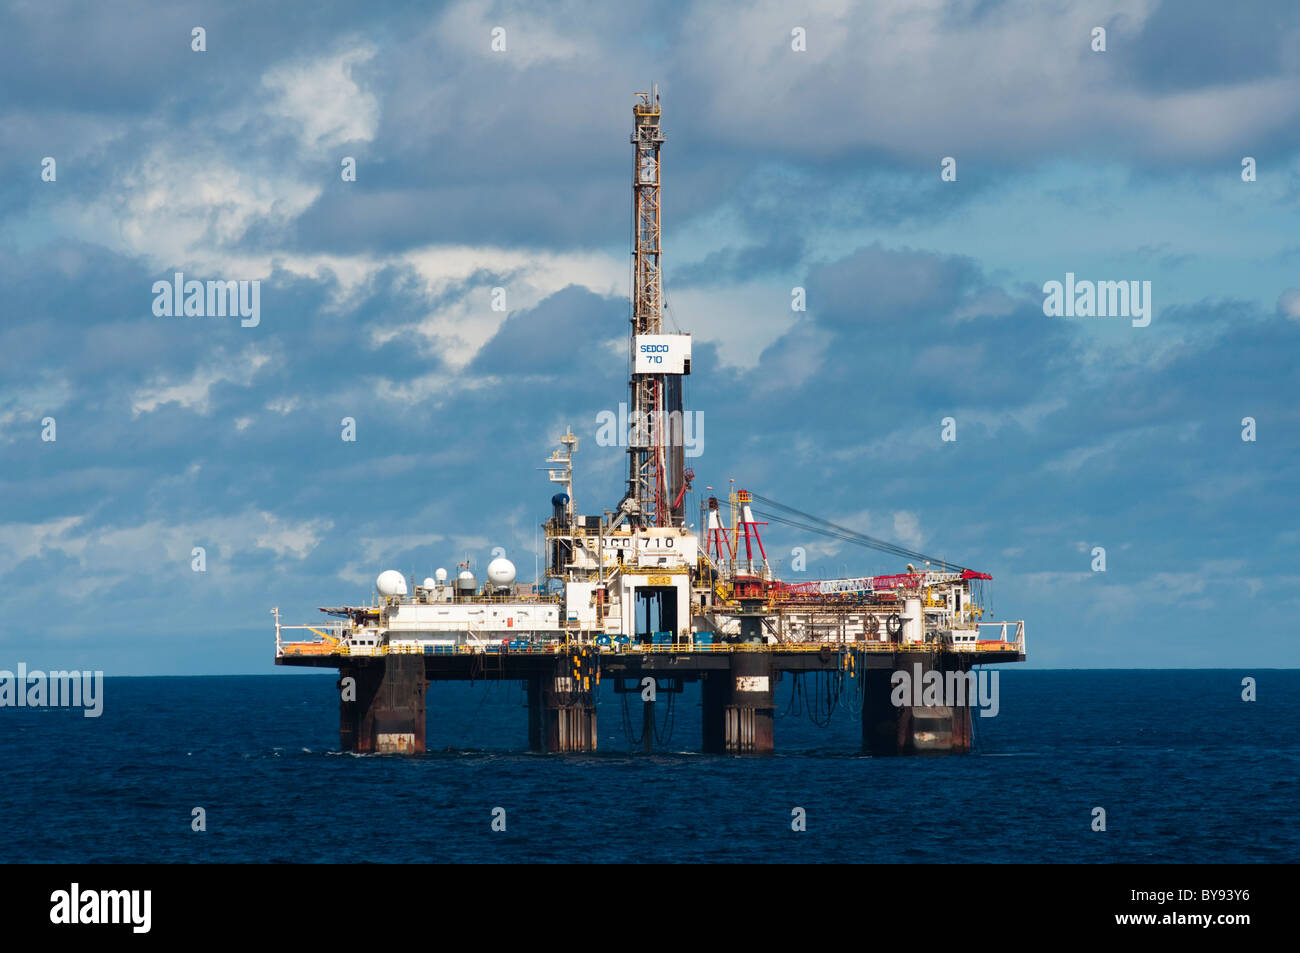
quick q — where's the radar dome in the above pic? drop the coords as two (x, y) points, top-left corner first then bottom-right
(421, 577), (437, 589)
(434, 568), (448, 583)
(487, 557), (516, 588)
(456, 570), (477, 591)
(376, 570), (407, 597)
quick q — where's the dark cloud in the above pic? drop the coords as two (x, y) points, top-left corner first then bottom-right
(671, 235), (805, 286)
(1117, 0), (1299, 94)
(470, 283), (624, 374)
(811, 244), (985, 329)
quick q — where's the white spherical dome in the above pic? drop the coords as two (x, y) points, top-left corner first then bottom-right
(376, 570), (407, 597)
(421, 577), (436, 589)
(434, 567), (448, 583)
(487, 557), (516, 588)
(456, 570), (477, 591)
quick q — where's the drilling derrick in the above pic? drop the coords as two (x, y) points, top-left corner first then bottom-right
(622, 84), (690, 528)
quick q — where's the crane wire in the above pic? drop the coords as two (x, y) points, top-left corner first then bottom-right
(652, 689), (676, 746)
(748, 491), (979, 573)
(620, 692), (644, 748)
(784, 670), (842, 727)
(620, 684), (677, 750)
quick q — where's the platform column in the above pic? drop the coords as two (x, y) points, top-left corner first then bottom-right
(527, 654), (597, 753)
(338, 655), (427, 754)
(864, 653), (973, 755)
(702, 652), (775, 753)
(642, 694), (654, 753)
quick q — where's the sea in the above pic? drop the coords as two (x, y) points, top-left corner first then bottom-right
(1, 669), (1295, 863)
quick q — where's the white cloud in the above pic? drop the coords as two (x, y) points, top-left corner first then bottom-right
(891, 511), (924, 550)
(670, 283), (801, 371)
(263, 45), (380, 149)
(814, 397), (1068, 470)
(374, 370), (501, 406)
(1041, 433), (1126, 475)
(38, 51), (382, 275)
(1278, 288), (1300, 320)
(1022, 560), (1258, 616)
(255, 514), (334, 559)
(265, 397), (300, 415)
(438, 1), (589, 69)
(51, 144), (320, 277)
(336, 532), (454, 586)
(678, 0), (1300, 162)
(363, 246), (624, 371)
(131, 347), (272, 417)
(0, 515), (89, 570)
(0, 509), (333, 585)
(0, 375), (73, 443)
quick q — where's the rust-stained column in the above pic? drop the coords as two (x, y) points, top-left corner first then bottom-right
(338, 656), (427, 754)
(702, 652), (774, 754)
(864, 653), (973, 755)
(527, 652), (597, 753)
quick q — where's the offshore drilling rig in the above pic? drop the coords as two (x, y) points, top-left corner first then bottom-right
(274, 87), (1026, 756)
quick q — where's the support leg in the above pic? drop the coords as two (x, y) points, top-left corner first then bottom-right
(702, 652), (774, 754)
(527, 656), (597, 753)
(863, 653), (973, 755)
(338, 656), (427, 754)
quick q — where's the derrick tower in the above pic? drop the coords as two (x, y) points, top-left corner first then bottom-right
(621, 84), (690, 528)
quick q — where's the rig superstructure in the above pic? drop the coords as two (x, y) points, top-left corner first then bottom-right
(274, 87), (1026, 755)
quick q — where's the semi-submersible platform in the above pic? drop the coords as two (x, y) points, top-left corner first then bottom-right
(274, 88), (1026, 756)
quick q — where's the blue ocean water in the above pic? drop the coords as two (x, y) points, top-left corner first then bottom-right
(1, 670), (1295, 863)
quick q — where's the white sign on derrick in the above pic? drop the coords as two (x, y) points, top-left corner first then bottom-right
(633, 334), (691, 374)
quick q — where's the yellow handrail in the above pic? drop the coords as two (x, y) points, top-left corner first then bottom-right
(282, 638), (1023, 658)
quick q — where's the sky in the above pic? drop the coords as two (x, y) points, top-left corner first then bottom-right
(1, 0), (1297, 674)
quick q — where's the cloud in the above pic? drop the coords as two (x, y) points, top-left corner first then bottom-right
(0, 509), (332, 581)
(1278, 288), (1300, 320)
(891, 511), (924, 550)
(262, 45), (380, 149)
(437, 1), (590, 69)
(470, 284), (622, 374)
(337, 533), (447, 585)
(678, 0), (1300, 163)
(4, 1), (1300, 674)
(60, 146), (320, 274)
(811, 244), (985, 329)
(131, 347), (272, 417)
(0, 374), (73, 443)
(255, 513), (334, 559)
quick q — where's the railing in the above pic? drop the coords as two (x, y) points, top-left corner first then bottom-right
(281, 638), (1027, 658)
(461, 623), (494, 651)
(627, 640), (1024, 654)
(275, 609), (1025, 659)
(275, 619), (347, 658)
(976, 620), (1026, 653)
